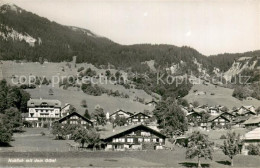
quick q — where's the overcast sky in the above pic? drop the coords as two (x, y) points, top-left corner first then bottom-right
(2, 0), (260, 55)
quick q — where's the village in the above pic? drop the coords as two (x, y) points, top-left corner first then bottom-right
(20, 98), (260, 155)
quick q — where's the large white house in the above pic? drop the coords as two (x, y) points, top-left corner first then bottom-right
(26, 98), (62, 127)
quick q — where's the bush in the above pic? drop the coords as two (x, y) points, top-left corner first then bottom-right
(247, 144), (260, 155)
(41, 132), (45, 136)
(220, 135), (226, 139)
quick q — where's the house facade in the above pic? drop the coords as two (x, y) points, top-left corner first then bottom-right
(109, 109), (133, 119)
(26, 99), (61, 127)
(58, 112), (93, 128)
(208, 115), (230, 129)
(126, 112), (151, 124)
(101, 124), (166, 151)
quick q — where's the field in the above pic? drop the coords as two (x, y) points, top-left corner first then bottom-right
(1, 128), (260, 167)
(184, 82), (260, 108)
(0, 61), (155, 114)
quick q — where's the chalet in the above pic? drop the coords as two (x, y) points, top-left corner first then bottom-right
(186, 111), (203, 126)
(243, 116), (260, 128)
(126, 112), (151, 124)
(219, 112), (236, 121)
(58, 112), (93, 128)
(101, 124), (166, 151)
(242, 127), (260, 155)
(145, 100), (158, 107)
(109, 109), (133, 119)
(26, 99), (61, 127)
(208, 115), (230, 129)
(235, 106), (256, 117)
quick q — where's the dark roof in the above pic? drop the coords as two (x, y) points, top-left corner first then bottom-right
(220, 112), (236, 117)
(100, 124), (166, 140)
(58, 112), (93, 125)
(126, 112), (151, 119)
(145, 100), (158, 105)
(208, 115), (230, 122)
(27, 99), (61, 108)
(109, 109), (133, 117)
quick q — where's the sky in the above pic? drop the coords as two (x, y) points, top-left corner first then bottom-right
(1, 0), (260, 55)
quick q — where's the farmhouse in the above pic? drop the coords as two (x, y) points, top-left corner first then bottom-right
(109, 109), (133, 119)
(208, 115), (231, 129)
(101, 124), (166, 151)
(58, 111), (93, 128)
(243, 116), (260, 128)
(235, 106), (256, 116)
(126, 112), (151, 124)
(242, 127), (260, 155)
(26, 99), (61, 127)
(219, 111), (236, 121)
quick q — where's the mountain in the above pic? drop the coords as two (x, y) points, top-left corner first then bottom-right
(0, 4), (259, 78)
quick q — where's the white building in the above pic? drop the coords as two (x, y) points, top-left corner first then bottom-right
(26, 99), (61, 127)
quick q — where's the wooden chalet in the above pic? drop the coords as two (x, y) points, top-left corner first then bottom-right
(101, 124), (166, 151)
(109, 109), (133, 119)
(126, 112), (151, 124)
(208, 115), (230, 129)
(58, 112), (93, 128)
(235, 106), (256, 117)
(219, 111), (236, 121)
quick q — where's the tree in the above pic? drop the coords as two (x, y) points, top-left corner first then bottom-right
(105, 70), (111, 77)
(113, 114), (127, 127)
(91, 107), (106, 126)
(4, 107), (22, 131)
(153, 98), (188, 135)
(222, 132), (241, 166)
(84, 109), (91, 119)
(51, 122), (66, 139)
(72, 127), (100, 149)
(186, 131), (214, 168)
(178, 98), (189, 107)
(192, 101), (199, 108)
(221, 106), (229, 112)
(68, 105), (77, 114)
(81, 99), (87, 108)
(0, 114), (12, 144)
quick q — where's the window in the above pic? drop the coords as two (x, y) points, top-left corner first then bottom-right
(127, 138), (133, 143)
(144, 138), (150, 142)
(153, 138), (157, 142)
(141, 131), (150, 136)
(113, 138), (125, 142)
(138, 138), (143, 142)
(159, 138), (163, 143)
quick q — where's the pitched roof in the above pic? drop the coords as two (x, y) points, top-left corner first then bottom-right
(27, 99), (61, 108)
(244, 127), (260, 140)
(145, 100), (158, 105)
(208, 115), (230, 122)
(220, 111), (236, 117)
(58, 112), (93, 125)
(126, 112), (151, 119)
(100, 124), (166, 140)
(109, 109), (133, 117)
(243, 116), (260, 125)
